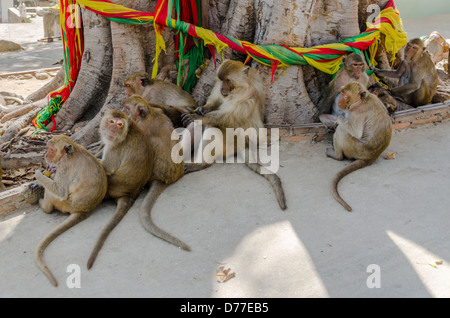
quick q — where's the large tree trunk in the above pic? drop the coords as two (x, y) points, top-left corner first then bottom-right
(0, 0), (396, 147)
(55, 8), (113, 132)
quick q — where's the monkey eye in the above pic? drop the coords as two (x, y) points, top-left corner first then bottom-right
(116, 120), (124, 127)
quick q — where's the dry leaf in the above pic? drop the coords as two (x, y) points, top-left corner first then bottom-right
(384, 152), (396, 160)
(216, 266), (235, 283)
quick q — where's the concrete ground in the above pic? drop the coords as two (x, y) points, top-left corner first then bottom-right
(1, 8), (450, 299)
(0, 16), (63, 74)
(1, 120), (450, 297)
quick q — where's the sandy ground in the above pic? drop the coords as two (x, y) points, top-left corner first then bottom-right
(0, 76), (53, 99)
(0, 15), (61, 97)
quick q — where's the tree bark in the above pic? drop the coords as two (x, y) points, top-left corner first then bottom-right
(55, 8), (113, 132)
(71, 0), (157, 146)
(1, 0), (406, 148)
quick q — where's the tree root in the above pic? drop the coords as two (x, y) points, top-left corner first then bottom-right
(24, 67), (64, 104)
(0, 103), (37, 123)
(0, 99), (47, 145)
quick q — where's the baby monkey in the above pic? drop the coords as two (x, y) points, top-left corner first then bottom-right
(34, 135), (107, 286)
(327, 81), (392, 212)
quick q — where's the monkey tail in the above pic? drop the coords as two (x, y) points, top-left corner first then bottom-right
(139, 181), (191, 251)
(331, 159), (369, 212)
(35, 213), (89, 287)
(245, 162), (287, 210)
(87, 197), (135, 269)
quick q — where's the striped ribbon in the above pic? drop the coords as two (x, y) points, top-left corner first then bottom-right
(33, 0), (407, 131)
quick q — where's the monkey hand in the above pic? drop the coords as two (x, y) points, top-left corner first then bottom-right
(29, 181), (44, 193)
(47, 166), (57, 177)
(370, 66), (381, 74)
(181, 113), (195, 127)
(194, 107), (205, 116)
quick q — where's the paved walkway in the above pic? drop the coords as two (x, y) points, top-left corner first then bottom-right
(1, 121), (449, 297)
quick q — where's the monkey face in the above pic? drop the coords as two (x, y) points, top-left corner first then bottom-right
(338, 91), (351, 110)
(45, 140), (72, 165)
(404, 41), (423, 61)
(44, 144), (59, 164)
(350, 62), (365, 79)
(123, 81), (134, 97)
(220, 78), (234, 97)
(105, 117), (126, 141)
(123, 72), (149, 97)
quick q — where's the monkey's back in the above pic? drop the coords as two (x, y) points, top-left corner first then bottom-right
(147, 112), (184, 184)
(106, 125), (154, 199)
(339, 95), (392, 163)
(54, 144), (107, 213)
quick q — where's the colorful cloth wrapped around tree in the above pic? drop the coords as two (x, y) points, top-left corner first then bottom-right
(33, 0), (408, 131)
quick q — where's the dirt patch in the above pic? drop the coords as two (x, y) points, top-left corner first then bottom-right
(0, 72), (55, 99)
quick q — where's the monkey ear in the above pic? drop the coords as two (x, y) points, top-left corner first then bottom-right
(140, 77), (150, 87)
(64, 144), (73, 156)
(359, 91), (367, 101)
(138, 106), (147, 119)
(243, 66), (250, 77)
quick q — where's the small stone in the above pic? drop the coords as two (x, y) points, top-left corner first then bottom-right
(34, 72), (49, 80)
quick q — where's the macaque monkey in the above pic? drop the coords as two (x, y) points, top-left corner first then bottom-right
(87, 109), (154, 269)
(180, 60), (287, 210)
(368, 83), (397, 114)
(326, 81), (392, 212)
(34, 135), (107, 286)
(123, 72), (197, 127)
(317, 53), (370, 126)
(122, 95), (190, 251)
(372, 38), (438, 107)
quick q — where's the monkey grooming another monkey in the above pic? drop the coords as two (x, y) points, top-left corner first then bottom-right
(122, 95), (190, 251)
(123, 72), (197, 127)
(34, 135), (107, 286)
(372, 38), (438, 107)
(87, 109), (154, 269)
(180, 60), (287, 210)
(316, 53), (370, 126)
(327, 81), (392, 212)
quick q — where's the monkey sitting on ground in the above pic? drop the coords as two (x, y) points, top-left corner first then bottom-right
(326, 81), (392, 212)
(34, 135), (107, 286)
(123, 72), (197, 127)
(87, 109), (154, 269)
(122, 95), (190, 251)
(316, 53), (370, 127)
(180, 60), (287, 210)
(372, 38), (438, 107)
